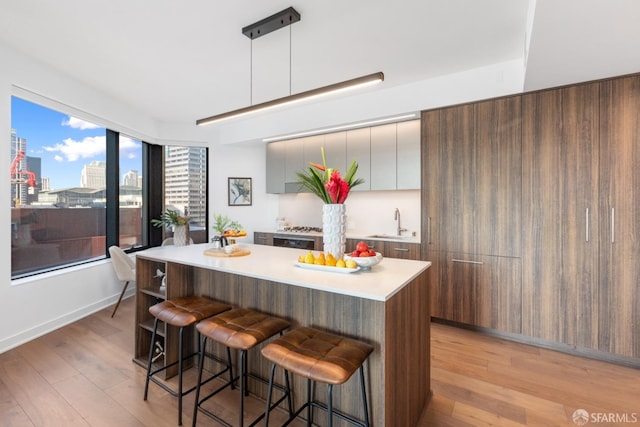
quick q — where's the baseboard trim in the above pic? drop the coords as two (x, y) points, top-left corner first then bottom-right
(431, 317), (640, 370)
(0, 287), (136, 353)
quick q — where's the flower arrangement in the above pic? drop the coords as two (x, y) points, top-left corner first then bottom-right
(151, 209), (189, 228)
(296, 147), (364, 204)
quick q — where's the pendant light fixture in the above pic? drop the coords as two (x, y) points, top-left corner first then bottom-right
(196, 7), (384, 126)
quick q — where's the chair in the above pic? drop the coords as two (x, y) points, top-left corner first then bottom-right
(162, 237), (194, 246)
(193, 308), (292, 427)
(108, 245), (136, 318)
(145, 296), (232, 426)
(261, 327), (373, 427)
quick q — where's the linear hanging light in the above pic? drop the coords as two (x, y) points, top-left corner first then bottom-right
(195, 7), (384, 126)
(196, 72), (384, 126)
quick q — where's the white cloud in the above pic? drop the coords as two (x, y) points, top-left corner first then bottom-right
(54, 155), (64, 162)
(44, 136), (106, 162)
(62, 116), (101, 130)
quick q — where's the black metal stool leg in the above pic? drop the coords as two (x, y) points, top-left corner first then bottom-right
(144, 317), (159, 401)
(192, 335), (207, 427)
(264, 363), (276, 426)
(360, 366), (370, 427)
(239, 349), (245, 427)
(306, 379), (312, 427)
(177, 326), (184, 425)
(327, 384), (333, 427)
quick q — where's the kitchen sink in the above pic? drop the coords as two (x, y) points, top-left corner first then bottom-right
(365, 234), (414, 240)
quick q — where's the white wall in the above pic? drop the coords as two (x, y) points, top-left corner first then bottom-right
(277, 190), (420, 238)
(0, 39), (526, 353)
(0, 42), (160, 352)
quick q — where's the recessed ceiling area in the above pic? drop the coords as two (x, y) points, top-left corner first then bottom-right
(0, 0), (638, 142)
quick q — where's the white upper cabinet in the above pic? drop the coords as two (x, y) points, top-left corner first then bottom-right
(346, 127), (371, 191)
(370, 123), (397, 190)
(266, 119), (420, 193)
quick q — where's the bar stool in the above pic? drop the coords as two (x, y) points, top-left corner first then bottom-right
(144, 296), (231, 426)
(193, 308), (292, 427)
(261, 327), (374, 427)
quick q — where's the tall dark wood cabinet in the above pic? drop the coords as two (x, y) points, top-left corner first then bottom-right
(598, 76), (640, 358)
(422, 96), (522, 333)
(423, 73), (640, 362)
(521, 82), (600, 349)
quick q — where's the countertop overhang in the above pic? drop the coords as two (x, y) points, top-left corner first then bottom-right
(136, 243), (430, 302)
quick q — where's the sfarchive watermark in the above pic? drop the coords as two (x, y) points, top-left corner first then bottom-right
(573, 409), (638, 425)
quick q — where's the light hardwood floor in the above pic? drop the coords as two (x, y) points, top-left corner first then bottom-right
(1, 297), (638, 426)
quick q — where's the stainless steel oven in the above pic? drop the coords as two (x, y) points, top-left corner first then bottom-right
(272, 235), (316, 250)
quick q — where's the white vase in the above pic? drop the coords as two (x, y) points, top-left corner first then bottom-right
(173, 225), (191, 246)
(322, 203), (346, 259)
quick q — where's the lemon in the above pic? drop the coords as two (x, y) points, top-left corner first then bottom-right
(345, 259), (357, 269)
(336, 259), (346, 268)
(304, 251), (315, 264)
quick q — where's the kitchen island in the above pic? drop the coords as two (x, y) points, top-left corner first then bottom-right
(134, 243), (431, 426)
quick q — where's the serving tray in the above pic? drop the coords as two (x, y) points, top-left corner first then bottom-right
(204, 248), (251, 257)
(295, 262), (360, 274)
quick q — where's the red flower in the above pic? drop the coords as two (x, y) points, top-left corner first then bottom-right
(325, 170), (351, 204)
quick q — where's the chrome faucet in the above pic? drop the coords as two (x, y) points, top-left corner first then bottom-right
(394, 208), (408, 236)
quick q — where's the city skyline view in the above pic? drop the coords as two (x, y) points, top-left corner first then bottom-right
(11, 96), (141, 190)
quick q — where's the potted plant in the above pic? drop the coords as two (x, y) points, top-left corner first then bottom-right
(151, 209), (190, 246)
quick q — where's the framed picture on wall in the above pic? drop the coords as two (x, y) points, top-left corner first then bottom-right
(228, 177), (252, 206)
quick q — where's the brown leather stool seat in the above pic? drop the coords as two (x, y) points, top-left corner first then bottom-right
(193, 308), (291, 427)
(144, 296), (231, 426)
(261, 327), (374, 427)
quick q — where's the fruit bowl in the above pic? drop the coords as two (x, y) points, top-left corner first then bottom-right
(343, 252), (383, 270)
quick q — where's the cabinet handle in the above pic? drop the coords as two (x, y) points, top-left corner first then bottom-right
(585, 208), (590, 242)
(392, 247), (409, 252)
(611, 207), (615, 243)
(452, 258), (484, 265)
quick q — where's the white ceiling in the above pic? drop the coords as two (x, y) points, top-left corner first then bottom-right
(0, 0), (639, 130)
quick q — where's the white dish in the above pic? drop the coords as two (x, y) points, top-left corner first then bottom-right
(343, 252), (383, 269)
(295, 262), (360, 274)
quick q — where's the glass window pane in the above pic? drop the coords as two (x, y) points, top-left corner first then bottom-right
(11, 96), (106, 277)
(164, 146), (207, 243)
(119, 135), (143, 249)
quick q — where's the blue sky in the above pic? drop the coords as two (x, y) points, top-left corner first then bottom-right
(11, 96), (141, 189)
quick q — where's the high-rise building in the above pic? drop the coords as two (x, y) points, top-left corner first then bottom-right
(164, 146), (207, 227)
(123, 170), (139, 187)
(81, 161), (106, 189)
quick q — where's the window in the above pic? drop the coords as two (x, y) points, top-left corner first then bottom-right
(118, 135), (143, 248)
(162, 146), (208, 243)
(11, 96), (108, 277)
(11, 96), (209, 277)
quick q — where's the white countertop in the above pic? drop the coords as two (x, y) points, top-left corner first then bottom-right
(136, 243), (430, 302)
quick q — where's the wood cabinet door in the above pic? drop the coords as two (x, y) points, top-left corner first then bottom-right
(473, 255), (522, 333)
(475, 96), (522, 258)
(521, 83), (600, 347)
(421, 105), (475, 254)
(382, 241), (421, 260)
(598, 75), (640, 358)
